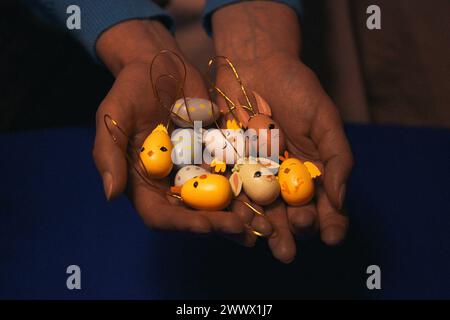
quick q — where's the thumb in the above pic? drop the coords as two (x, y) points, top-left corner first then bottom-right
(93, 91), (133, 200)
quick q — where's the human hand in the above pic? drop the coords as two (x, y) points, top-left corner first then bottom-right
(212, 2), (353, 262)
(93, 20), (249, 235)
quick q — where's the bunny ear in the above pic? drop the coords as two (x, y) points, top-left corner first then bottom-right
(234, 105), (251, 128)
(253, 91), (272, 116)
(229, 172), (243, 196)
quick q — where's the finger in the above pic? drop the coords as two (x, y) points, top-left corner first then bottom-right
(230, 194), (273, 237)
(93, 84), (136, 200)
(266, 200), (296, 263)
(311, 97), (354, 210)
(145, 205), (215, 233)
(251, 215), (273, 237)
(132, 174), (246, 234)
(316, 186), (349, 246)
(230, 195), (255, 223)
(129, 178), (213, 233)
(227, 195), (262, 247)
(198, 210), (245, 234)
(287, 203), (318, 236)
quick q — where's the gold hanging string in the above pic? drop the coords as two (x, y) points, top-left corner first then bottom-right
(206, 88), (243, 161)
(247, 226), (264, 237)
(149, 49), (195, 129)
(149, 49), (187, 98)
(235, 198), (265, 217)
(153, 74), (194, 128)
(206, 58), (266, 220)
(104, 114), (264, 237)
(207, 56), (256, 116)
(238, 199), (265, 237)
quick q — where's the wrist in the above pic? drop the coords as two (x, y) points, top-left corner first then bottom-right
(211, 1), (301, 62)
(96, 19), (179, 75)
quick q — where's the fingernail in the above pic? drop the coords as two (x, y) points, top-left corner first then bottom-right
(338, 184), (346, 210)
(103, 171), (113, 201)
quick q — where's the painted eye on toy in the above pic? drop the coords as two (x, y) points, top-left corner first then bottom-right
(140, 147), (145, 152)
(253, 171), (262, 178)
(193, 181), (199, 188)
(268, 123), (275, 129)
(160, 146), (168, 152)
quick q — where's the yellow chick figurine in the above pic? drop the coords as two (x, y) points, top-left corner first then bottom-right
(139, 124), (173, 179)
(171, 174), (232, 211)
(278, 151), (321, 206)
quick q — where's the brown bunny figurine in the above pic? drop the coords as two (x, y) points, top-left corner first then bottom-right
(234, 91), (286, 158)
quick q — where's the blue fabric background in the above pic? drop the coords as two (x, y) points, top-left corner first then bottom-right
(0, 124), (449, 299)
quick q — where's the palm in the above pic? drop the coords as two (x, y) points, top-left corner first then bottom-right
(94, 61), (246, 234)
(215, 55), (353, 261)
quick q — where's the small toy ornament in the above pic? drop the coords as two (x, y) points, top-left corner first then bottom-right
(104, 51), (266, 222)
(174, 165), (208, 187)
(171, 173), (232, 211)
(229, 158), (280, 206)
(150, 50), (221, 130)
(234, 92), (286, 157)
(139, 124), (173, 179)
(278, 152), (321, 206)
(253, 157), (280, 175)
(140, 50), (218, 179)
(202, 119), (245, 172)
(170, 98), (220, 128)
(208, 56), (286, 158)
(104, 114), (265, 229)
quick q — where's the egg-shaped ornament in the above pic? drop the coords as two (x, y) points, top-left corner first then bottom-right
(230, 159), (280, 206)
(174, 165), (208, 187)
(253, 157), (280, 175)
(171, 174), (232, 211)
(170, 98), (220, 128)
(278, 153), (321, 206)
(139, 124), (173, 179)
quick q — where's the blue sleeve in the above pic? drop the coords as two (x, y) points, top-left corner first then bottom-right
(24, 0), (174, 61)
(203, 0), (303, 35)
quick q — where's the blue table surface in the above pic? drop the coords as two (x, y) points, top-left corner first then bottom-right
(0, 124), (449, 299)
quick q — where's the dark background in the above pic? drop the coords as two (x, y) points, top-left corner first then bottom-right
(0, 0), (449, 299)
(0, 0), (111, 131)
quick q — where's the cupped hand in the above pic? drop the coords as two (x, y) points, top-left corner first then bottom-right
(92, 20), (248, 236)
(212, 2), (354, 262)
